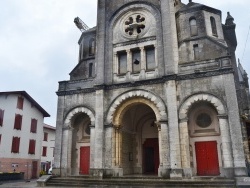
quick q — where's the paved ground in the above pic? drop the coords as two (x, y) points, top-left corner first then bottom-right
(0, 180), (39, 188)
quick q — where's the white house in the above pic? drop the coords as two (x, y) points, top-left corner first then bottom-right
(0, 91), (50, 179)
(41, 124), (56, 174)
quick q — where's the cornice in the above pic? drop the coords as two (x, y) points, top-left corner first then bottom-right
(56, 68), (234, 96)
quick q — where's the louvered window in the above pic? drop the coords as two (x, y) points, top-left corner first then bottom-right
(28, 139), (36, 154)
(11, 137), (20, 153)
(14, 114), (22, 130)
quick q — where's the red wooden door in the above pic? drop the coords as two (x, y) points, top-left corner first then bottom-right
(143, 138), (159, 174)
(31, 161), (38, 178)
(195, 141), (220, 176)
(80, 146), (90, 175)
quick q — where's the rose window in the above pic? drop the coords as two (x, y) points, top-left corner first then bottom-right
(124, 15), (146, 36)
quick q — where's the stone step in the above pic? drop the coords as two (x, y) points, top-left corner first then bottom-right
(46, 177), (236, 188)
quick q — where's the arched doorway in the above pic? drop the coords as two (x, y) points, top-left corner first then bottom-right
(70, 112), (91, 175)
(115, 101), (159, 175)
(188, 101), (221, 176)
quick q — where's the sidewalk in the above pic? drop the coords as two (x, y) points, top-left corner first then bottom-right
(0, 180), (39, 188)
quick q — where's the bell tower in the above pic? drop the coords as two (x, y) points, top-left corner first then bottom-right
(94, 0), (179, 85)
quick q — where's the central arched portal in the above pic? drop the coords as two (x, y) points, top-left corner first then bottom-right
(116, 101), (159, 175)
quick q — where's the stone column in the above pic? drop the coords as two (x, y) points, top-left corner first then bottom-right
(67, 127), (73, 175)
(90, 89), (104, 178)
(140, 47), (146, 79)
(224, 74), (247, 176)
(61, 126), (70, 176)
(53, 96), (66, 176)
(158, 121), (171, 178)
(156, 122), (162, 166)
(112, 124), (123, 176)
(179, 119), (191, 178)
(165, 80), (182, 178)
(126, 50), (133, 77)
(89, 125), (95, 169)
(218, 115), (234, 177)
(113, 52), (118, 75)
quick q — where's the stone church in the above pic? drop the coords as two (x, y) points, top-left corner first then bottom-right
(54, 0), (250, 179)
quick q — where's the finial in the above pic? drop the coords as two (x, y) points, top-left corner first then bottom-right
(225, 12), (235, 25)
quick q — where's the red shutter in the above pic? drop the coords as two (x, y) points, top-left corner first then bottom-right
(0, 109), (4, 126)
(42, 147), (47, 156)
(14, 114), (22, 130)
(29, 140), (36, 154)
(11, 137), (20, 153)
(30, 119), (37, 133)
(17, 97), (24, 110)
(17, 137), (20, 153)
(11, 137), (15, 152)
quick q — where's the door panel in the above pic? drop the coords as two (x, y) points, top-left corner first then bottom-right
(31, 161), (38, 179)
(80, 146), (90, 175)
(143, 138), (159, 174)
(195, 141), (220, 176)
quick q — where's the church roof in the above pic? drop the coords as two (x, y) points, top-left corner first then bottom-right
(177, 1), (221, 16)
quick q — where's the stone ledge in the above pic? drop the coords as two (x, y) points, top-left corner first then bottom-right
(36, 175), (52, 187)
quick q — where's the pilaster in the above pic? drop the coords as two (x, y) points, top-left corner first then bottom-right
(224, 74), (247, 176)
(90, 89), (105, 178)
(160, 0), (179, 74)
(218, 116), (234, 178)
(164, 80), (182, 178)
(95, 0), (106, 85)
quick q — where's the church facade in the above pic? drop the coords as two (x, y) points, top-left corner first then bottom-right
(54, 0), (249, 179)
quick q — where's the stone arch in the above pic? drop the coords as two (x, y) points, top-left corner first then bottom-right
(106, 90), (167, 126)
(179, 93), (227, 120)
(64, 106), (95, 126)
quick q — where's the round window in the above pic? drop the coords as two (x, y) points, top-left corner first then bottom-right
(196, 113), (212, 128)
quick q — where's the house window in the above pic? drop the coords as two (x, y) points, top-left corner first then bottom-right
(17, 97), (24, 110)
(118, 51), (127, 74)
(132, 48), (141, 73)
(145, 46), (155, 70)
(11, 137), (20, 153)
(89, 38), (95, 56)
(210, 16), (218, 36)
(190, 18), (198, 36)
(0, 109), (4, 127)
(193, 44), (199, 60)
(14, 114), (22, 130)
(44, 132), (48, 141)
(30, 119), (37, 133)
(89, 63), (93, 77)
(42, 147), (47, 157)
(0, 134), (2, 145)
(28, 139), (36, 154)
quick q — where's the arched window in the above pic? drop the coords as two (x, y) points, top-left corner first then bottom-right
(210, 17), (217, 36)
(189, 18), (198, 36)
(193, 44), (199, 60)
(89, 38), (95, 55)
(89, 63), (93, 77)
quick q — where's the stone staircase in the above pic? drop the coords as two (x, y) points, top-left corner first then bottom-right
(45, 175), (236, 187)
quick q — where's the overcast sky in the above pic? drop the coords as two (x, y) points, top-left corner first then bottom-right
(0, 0), (249, 126)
